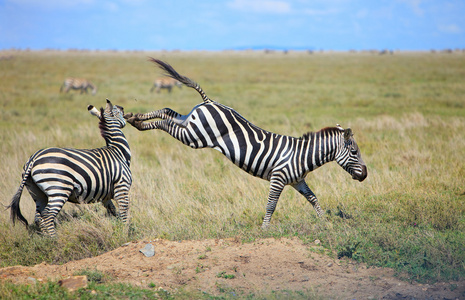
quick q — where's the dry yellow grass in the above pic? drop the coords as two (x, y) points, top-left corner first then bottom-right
(0, 50), (464, 282)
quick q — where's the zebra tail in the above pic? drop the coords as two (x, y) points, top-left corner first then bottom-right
(149, 57), (213, 103)
(8, 161), (34, 228)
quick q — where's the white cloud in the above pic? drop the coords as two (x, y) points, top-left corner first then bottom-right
(104, 2), (119, 12)
(355, 9), (368, 18)
(397, 0), (424, 16)
(438, 24), (462, 34)
(302, 8), (338, 16)
(227, 0), (291, 14)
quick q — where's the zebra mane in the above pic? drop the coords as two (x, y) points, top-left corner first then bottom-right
(300, 127), (342, 140)
(98, 107), (108, 140)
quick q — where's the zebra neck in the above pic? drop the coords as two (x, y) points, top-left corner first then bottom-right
(103, 129), (131, 164)
(305, 131), (339, 170)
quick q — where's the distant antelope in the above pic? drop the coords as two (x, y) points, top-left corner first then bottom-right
(60, 77), (97, 95)
(150, 77), (182, 93)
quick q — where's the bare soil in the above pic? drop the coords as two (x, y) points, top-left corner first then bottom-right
(1, 238), (463, 299)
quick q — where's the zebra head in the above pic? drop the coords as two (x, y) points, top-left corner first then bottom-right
(87, 99), (126, 128)
(335, 125), (367, 182)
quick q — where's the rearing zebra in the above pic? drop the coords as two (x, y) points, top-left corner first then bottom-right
(60, 77), (97, 95)
(126, 59), (367, 228)
(8, 99), (132, 237)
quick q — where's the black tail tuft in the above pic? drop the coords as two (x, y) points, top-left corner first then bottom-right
(149, 58), (195, 87)
(8, 158), (35, 229)
(149, 58), (213, 103)
(8, 188), (29, 228)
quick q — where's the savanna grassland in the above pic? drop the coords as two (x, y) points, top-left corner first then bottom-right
(0, 50), (464, 297)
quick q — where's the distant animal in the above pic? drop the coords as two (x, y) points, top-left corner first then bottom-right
(150, 77), (182, 93)
(60, 77), (97, 95)
(126, 59), (367, 228)
(8, 99), (132, 237)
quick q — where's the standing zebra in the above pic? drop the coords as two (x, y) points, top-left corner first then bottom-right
(8, 99), (132, 237)
(60, 77), (98, 95)
(150, 77), (182, 93)
(126, 59), (367, 228)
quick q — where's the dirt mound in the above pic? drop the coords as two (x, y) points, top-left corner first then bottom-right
(1, 238), (463, 299)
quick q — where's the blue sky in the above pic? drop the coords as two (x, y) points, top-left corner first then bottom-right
(1, 0), (464, 51)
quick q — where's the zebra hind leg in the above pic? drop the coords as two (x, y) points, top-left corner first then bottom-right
(103, 199), (118, 217)
(129, 108), (182, 122)
(40, 195), (69, 237)
(34, 199), (47, 229)
(127, 115), (186, 133)
(291, 180), (324, 218)
(24, 182), (48, 229)
(125, 108), (184, 131)
(126, 117), (158, 131)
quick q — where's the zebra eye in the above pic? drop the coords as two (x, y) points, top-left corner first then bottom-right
(350, 148), (358, 155)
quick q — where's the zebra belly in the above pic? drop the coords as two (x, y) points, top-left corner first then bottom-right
(32, 170), (112, 204)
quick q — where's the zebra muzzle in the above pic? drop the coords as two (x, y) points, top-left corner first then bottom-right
(353, 165), (367, 182)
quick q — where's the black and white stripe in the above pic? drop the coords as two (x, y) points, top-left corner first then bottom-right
(8, 100), (131, 237)
(60, 77), (97, 95)
(127, 59), (367, 227)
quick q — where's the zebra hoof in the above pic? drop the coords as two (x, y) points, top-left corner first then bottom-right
(123, 112), (133, 119)
(261, 223), (271, 230)
(126, 117), (138, 126)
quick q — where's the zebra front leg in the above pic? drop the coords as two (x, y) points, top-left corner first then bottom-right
(113, 183), (130, 223)
(262, 175), (286, 228)
(292, 180), (324, 217)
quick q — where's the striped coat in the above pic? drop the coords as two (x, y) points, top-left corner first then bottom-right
(126, 59), (367, 227)
(8, 100), (131, 237)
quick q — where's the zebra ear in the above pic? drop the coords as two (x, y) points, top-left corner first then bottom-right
(344, 128), (353, 141)
(88, 105), (101, 118)
(106, 99), (113, 111)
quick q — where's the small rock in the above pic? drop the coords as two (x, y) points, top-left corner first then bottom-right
(314, 239), (320, 245)
(327, 262), (333, 267)
(27, 277), (37, 284)
(140, 243), (155, 257)
(58, 275), (88, 292)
